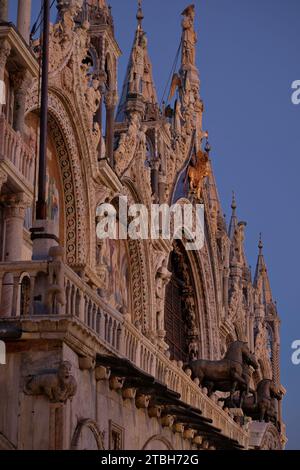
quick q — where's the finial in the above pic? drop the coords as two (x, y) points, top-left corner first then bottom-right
(258, 232), (263, 254)
(137, 0), (144, 29)
(231, 191), (237, 211)
(205, 139), (211, 154)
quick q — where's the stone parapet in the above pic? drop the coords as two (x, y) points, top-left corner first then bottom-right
(0, 259), (249, 449)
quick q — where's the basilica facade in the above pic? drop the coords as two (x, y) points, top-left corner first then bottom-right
(0, 0), (286, 450)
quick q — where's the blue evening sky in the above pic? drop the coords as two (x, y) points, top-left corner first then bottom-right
(8, 0), (300, 449)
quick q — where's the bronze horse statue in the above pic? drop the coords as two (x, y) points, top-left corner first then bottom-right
(186, 341), (258, 402)
(220, 378), (282, 424)
(240, 379), (282, 423)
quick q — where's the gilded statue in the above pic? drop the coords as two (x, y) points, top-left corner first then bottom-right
(188, 149), (210, 200)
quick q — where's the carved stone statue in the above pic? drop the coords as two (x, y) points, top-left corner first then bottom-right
(129, 32), (147, 94)
(85, 78), (101, 116)
(181, 4), (197, 68)
(138, 124), (147, 153)
(174, 99), (184, 135)
(45, 246), (66, 313)
(232, 221), (246, 264)
(114, 112), (140, 174)
(155, 260), (171, 334)
(24, 361), (77, 403)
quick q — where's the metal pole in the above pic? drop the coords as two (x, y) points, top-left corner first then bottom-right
(36, 0), (50, 220)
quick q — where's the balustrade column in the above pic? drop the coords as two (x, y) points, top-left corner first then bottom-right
(0, 39), (11, 115)
(11, 274), (20, 316)
(79, 292), (85, 322)
(99, 309), (105, 340)
(2, 193), (30, 261)
(28, 274), (36, 316)
(117, 323), (125, 354)
(0, 272), (13, 316)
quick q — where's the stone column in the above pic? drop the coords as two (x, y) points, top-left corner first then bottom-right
(12, 70), (32, 133)
(3, 193), (29, 261)
(0, 0), (8, 22)
(17, 0), (32, 43)
(150, 158), (160, 202)
(104, 90), (117, 167)
(0, 39), (11, 115)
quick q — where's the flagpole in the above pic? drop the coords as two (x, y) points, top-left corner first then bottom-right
(36, 0), (50, 220)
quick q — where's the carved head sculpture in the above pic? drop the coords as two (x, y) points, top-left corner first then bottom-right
(58, 361), (72, 383)
(182, 4), (195, 19)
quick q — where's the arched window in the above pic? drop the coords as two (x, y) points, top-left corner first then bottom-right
(20, 276), (30, 316)
(164, 242), (198, 362)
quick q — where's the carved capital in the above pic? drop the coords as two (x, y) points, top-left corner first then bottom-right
(0, 40), (11, 75)
(1, 192), (31, 219)
(11, 70), (32, 96)
(104, 90), (118, 108)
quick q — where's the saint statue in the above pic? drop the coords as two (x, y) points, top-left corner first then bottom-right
(181, 4), (197, 68)
(129, 32), (147, 94)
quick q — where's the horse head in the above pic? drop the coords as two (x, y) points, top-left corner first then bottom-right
(256, 379), (273, 398)
(270, 383), (283, 401)
(242, 344), (259, 370)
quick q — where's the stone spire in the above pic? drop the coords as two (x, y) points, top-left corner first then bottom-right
(116, 0), (158, 121)
(228, 191), (238, 239)
(254, 234), (273, 305)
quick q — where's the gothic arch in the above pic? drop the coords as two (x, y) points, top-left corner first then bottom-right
(168, 199), (219, 359)
(126, 179), (152, 333)
(71, 419), (105, 450)
(25, 89), (92, 268)
(142, 434), (174, 450)
(99, 181), (153, 334)
(190, 240), (220, 359)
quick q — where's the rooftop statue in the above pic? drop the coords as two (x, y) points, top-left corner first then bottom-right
(129, 32), (147, 95)
(181, 4), (197, 68)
